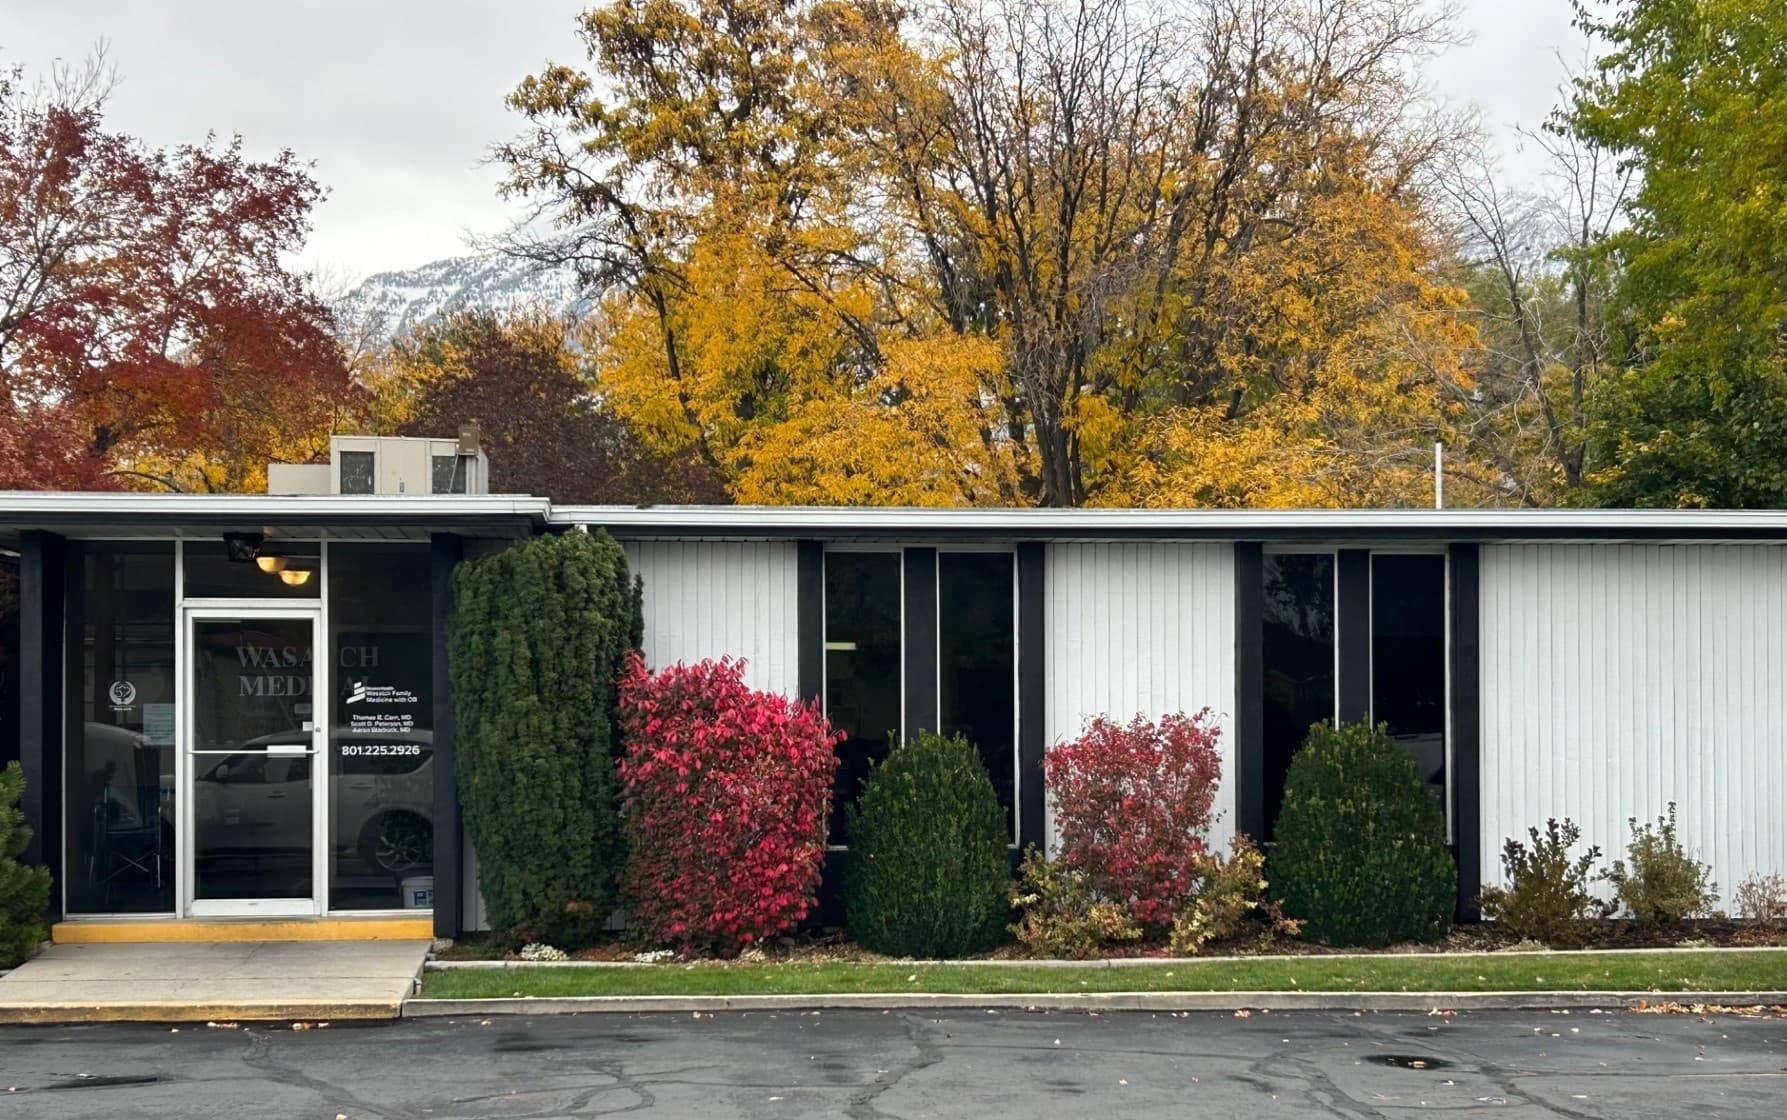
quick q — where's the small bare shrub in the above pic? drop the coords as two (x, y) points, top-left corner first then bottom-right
(1733, 873), (1787, 928)
(1167, 836), (1301, 956)
(1009, 848), (1142, 960)
(1477, 818), (1612, 948)
(1601, 804), (1717, 927)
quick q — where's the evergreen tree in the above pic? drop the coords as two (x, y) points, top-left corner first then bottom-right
(0, 762), (50, 966)
(449, 530), (642, 946)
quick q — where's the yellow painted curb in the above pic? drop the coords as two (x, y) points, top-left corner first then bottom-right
(0, 999), (400, 1025)
(51, 917), (433, 944)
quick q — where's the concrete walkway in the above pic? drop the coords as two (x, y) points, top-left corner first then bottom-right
(0, 940), (430, 1024)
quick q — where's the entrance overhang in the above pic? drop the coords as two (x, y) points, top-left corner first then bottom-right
(0, 492), (548, 547)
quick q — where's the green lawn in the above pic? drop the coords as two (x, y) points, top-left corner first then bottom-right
(420, 949), (1787, 1000)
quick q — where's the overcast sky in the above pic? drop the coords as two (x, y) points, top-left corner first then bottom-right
(2, 0), (1587, 284)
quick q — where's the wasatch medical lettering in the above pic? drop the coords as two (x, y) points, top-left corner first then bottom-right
(236, 643), (313, 697)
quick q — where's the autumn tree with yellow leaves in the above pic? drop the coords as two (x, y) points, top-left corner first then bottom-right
(499, 0), (1480, 507)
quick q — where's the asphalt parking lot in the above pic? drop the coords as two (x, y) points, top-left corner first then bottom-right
(1, 1006), (1783, 1118)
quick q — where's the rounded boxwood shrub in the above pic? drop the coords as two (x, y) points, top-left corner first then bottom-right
(1271, 721), (1455, 947)
(845, 732), (1011, 958)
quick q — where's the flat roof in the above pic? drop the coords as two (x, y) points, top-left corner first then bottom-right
(4, 492), (1787, 545)
(0, 492), (549, 545)
(559, 504), (1787, 543)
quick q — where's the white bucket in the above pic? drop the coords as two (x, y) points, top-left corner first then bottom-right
(399, 875), (434, 909)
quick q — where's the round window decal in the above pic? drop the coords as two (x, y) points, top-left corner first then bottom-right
(108, 680), (138, 708)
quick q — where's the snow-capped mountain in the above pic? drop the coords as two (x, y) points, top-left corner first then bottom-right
(333, 251), (592, 342)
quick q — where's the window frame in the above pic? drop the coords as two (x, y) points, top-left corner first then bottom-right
(934, 546), (1021, 847)
(819, 543), (1022, 850)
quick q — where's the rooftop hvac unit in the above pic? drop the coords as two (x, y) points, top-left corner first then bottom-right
(265, 435), (490, 496)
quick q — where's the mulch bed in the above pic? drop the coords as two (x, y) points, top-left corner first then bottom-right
(437, 919), (1785, 963)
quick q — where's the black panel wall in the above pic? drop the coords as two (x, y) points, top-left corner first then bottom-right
(430, 533), (463, 938)
(17, 531), (66, 922)
(0, 555), (18, 772)
(1233, 543), (1266, 842)
(1449, 543), (1483, 921)
(797, 541), (824, 707)
(1016, 543), (1045, 852)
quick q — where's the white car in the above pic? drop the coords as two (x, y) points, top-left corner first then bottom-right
(191, 729), (433, 876)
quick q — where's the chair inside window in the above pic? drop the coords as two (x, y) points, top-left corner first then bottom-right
(89, 766), (164, 906)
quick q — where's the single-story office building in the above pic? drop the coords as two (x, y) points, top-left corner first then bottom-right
(3, 492), (1784, 938)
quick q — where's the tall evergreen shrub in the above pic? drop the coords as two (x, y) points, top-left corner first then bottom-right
(845, 732), (1010, 958)
(1, 762), (51, 966)
(450, 529), (641, 946)
(1271, 721), (1455, 947)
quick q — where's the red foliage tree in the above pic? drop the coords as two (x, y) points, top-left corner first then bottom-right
(1046, 711), (1225, 930)
(0, 56), (357, 490)
(616, 653), (839, 954)
(385, 310), (729, 503)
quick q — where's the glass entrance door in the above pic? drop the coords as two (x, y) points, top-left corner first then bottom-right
(183, 610), (324, 916)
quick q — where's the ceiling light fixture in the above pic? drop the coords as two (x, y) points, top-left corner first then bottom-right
(255, 555), (288, 573)
(277, 568), (313, 587)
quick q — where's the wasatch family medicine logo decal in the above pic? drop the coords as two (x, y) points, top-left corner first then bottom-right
(108, 680), (138, 708)
(345, 680), (416, 706)
(344, 678), (421, 734)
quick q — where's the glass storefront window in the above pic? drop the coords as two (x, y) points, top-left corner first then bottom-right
(1262, 552), (1336, 839)
(327, 544), (434, 910)
(1371, 554), (1447, 811)
(937, 552), (1016, 842)
(66, 543), (176, 914)
(823, 552), (902, 844)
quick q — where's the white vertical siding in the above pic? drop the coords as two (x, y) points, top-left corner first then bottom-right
(1481, 544), (1787, 899)
(1044, 543), (1237, 850)
(462, 823), (488, 932)
(623, 541), (801, 697)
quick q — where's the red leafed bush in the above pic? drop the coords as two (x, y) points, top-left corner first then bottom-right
(1046, 711), (1224, 930)
(616, 653), (840, 954)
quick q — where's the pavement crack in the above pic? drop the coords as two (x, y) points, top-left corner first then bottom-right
(1257, 1050), (1389, 1120)
(239, 1031), (418, 1120)
(844, 1012), (946, 1120)
(1255, 1015), (1408, 1120)
(571, 1059), (659, 1116)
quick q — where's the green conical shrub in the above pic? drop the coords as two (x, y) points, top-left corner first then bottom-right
(1, 762), (51, 966)
(845, 732), (1011, 958)
(450, 529), (642, 947)
(1271, 721), (1455, 947)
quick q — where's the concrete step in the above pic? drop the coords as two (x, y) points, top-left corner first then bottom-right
(0, 939), (430, 1024)
(51, 916), (433, 944)
(0, 997), (402, 1025)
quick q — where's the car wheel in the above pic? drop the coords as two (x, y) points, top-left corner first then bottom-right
(360, 811), (432, 875)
